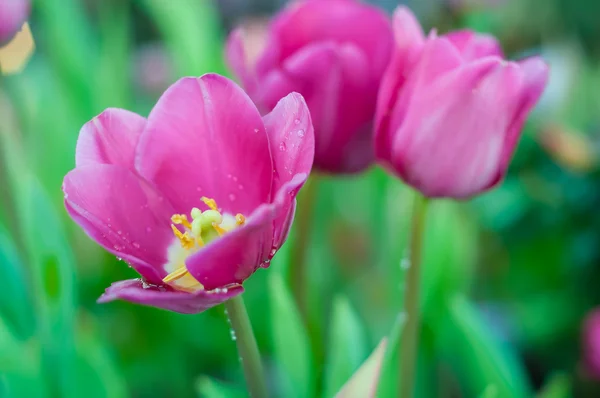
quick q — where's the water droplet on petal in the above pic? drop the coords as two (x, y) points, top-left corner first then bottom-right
(132, 242), (141, 249)
(146, 226), (152, 233)
(196, 187), (202, 192)
(232, 176), (238, 182)
(227, 173), (232, 179)
(279, 142), (287, 151)
(238, 184), (244, 190)
(116, 257), (122, 261)
(297, 129), (305, 137)
(270, 248), (277, 257)
(294, 118), (300, 125)
(117, 230), (122, 235)
(254, 128), (259, 133)
(222, 287), (228, 293)
(230, 329), (237, 341)
(229, 193), (236, 201)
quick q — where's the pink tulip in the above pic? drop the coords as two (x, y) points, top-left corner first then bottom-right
(0, 0), (29, 45)
(375, 7), (549, 199)
(583, 309), (600, 379)
(226, 0), (393, 174)
(62, 74), (314, 314)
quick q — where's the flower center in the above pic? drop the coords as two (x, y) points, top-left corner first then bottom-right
(162, 196), (245, 291)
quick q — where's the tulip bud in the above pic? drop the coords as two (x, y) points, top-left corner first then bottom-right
(375, 7), (549, 199)
(226, 0), (393, 174)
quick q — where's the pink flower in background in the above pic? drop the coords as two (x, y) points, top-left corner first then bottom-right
(226, 0), (393, 174)
(375, 7), (549, 199)
(583, 309), (600, 378)
(63, 74), (314, 314)
(0, 0), (30, 45)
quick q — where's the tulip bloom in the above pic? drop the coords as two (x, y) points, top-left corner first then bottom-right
(63, 74), (314, 314)
(0, 0), (29, 45)
(375, 7), (549, 199)
(226, 0), (393, 174)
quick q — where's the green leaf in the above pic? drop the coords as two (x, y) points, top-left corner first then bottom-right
(537, 373), (572, 398)
(269, 272), (314, 398)
(435, 296), (532, 398)
(375, 313), (405, 398)
(323, 296), (368, 398)
(335, 338), (388, 398)
(137, 0), (226, 77)
(195, 376), (246, 398)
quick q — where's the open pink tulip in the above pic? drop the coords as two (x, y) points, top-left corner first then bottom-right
(226, 0), (393, 174)
(375, 7), (549, 199)
(63, 74), (314, 314)
(0, 0), (29, 45)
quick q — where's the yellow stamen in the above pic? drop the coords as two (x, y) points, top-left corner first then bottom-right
(171, 224), (195, 249)
(201, 197), (218, 211)
(162, 266), (189, 283)
(171, 214), (192, 229)
(235, 213), (246, 226)
(212, 222), (227, 236)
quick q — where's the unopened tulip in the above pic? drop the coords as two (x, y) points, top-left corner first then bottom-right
(63, 74), (314, 314)
(226, 0), (393, 173)
(375, 7), (549, 199)
(0, 0), (30, 45)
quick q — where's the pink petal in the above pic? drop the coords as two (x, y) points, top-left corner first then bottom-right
(98, 279), (243, 314)
(0, 0), (29, 44)
(185, 174), (307, 289)
(495, 56), (549, 176)
(63, 164), (176, 284)
(261, 42), (375, 173)
(394, 58), (522, 198)
(258, 0), (392, 78)
(262, 92), (314, 193)
(377, 37), (462, 166)
(444, 30), (503, 61)
(374, 6), (426, 164)
(75, 108), (146, 170)
(136, 74), (274, 216)
(225, 28), (257, 95)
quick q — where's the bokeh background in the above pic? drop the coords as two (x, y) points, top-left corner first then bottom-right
(1, 0), (600, 397)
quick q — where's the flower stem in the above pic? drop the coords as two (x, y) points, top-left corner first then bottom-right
(224, 295), (268, 398)
(399, 194), (429, 398)
(288, 174), (319, 321)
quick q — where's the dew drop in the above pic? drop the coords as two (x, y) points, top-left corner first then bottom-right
(232, 176), (238, 182)
(230, 329), (237, 341)
(132, 242), (141, 249)
(214, 288), (222, 293)
(196, 186), (202, 192)
(294, 118), (300, 125)
(146, 226), (152, 233)
(238, 184), (244, 190)
(400, 257), (410, 270)
(229, 193), (236, 201)
(116, 256), (122, 261)
(270, 248), (277, 257)
(279, 142), (287, 151)
(253, 128), (259, 133)
(297, 129), (305, 137)
(107, 223), (111, 228)
(117, 230), (122, 235)
(227, 173), (232, 179)
(222, 287), (228, 293)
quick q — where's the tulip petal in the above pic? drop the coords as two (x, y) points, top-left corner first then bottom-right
(76, 108), (146, 169)
(445, 30), (503, 60)
(185, 174), (307, 289)
(262, 92), (314, 193)
(225, 28), (257, 95)
(377, 37), (462, 165)
(98, 279), (243, 314)
(136, 74), (273, 216)
(261, 42), (375, 173)
(496, 57), (549, 174)
(394, 58), (522, 198)
(257, 0), (392, 79)
(63, 164), (176, 284)
(0, 0), (30, 44)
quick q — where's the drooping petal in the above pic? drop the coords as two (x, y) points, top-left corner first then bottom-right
(257, 0), (392, 79)
(392, 58), (522, 198)
(261, 42), (375, 173)
(75, 108), (146, 169)
(445, 30), (503, 61)
(136, 74), (273, 216)
(185, 174), (307, 289)
(63, 164), (176, 284)
(98, 279), (243, 314)
(262, 92), (314, 193)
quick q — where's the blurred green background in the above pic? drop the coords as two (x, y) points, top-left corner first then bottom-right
(1, 0), (600, 397)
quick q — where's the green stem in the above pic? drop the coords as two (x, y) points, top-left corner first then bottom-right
(287, 174), (319, 321)
(399, 194), (429, 398)
(224, 295), (268, 398)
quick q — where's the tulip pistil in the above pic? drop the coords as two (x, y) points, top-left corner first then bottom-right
(162, 197), (246, 291)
